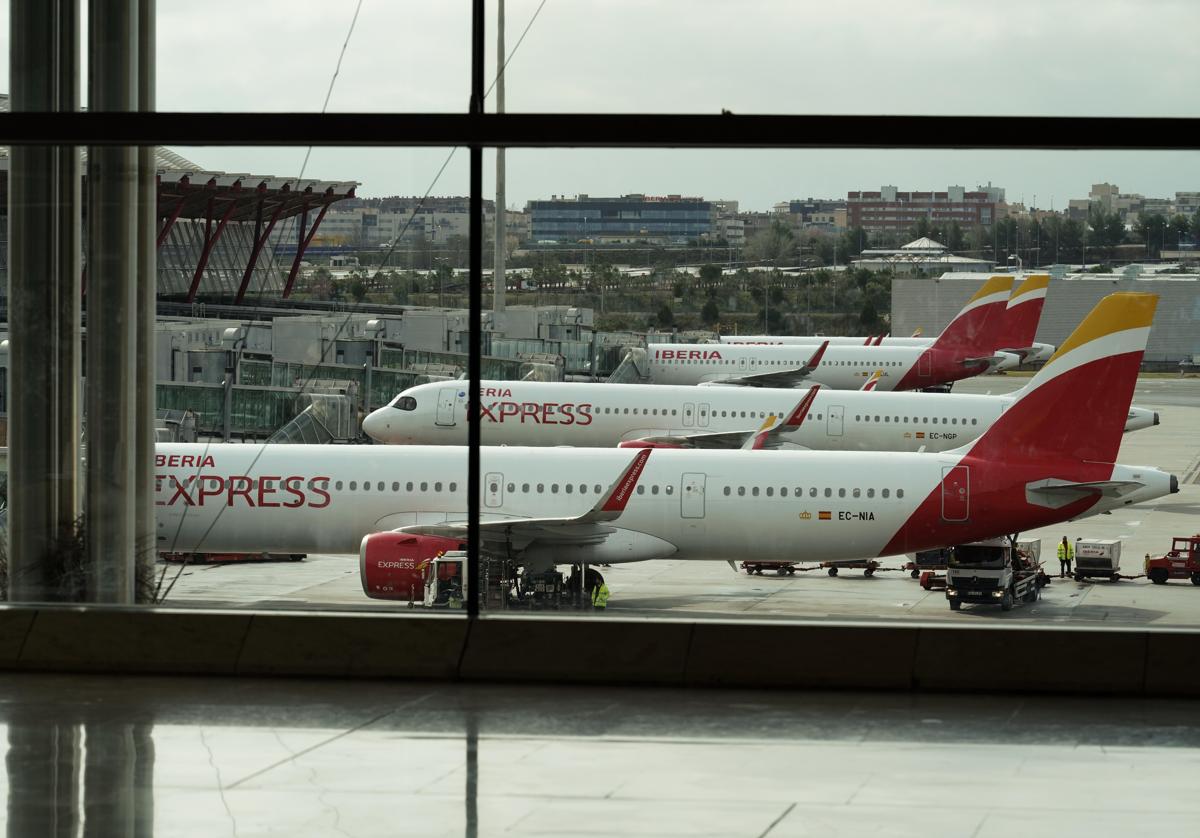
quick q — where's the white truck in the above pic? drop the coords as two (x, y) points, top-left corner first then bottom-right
(946, 537), (1046, 611)
(1072, 539), (1123, 582)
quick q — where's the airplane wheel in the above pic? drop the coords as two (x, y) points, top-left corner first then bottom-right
(827, 567), (838, 577)
(786, 567), (796, 576)
(864, 567), (875, 577)
(745, 567), (755, 575)
(1110, 574), (1120, 582)
(776, 567), (787, 576)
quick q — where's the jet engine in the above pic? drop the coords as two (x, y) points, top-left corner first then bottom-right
(360, 532), (464, 600)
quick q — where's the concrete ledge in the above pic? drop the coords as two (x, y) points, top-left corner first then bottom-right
(1144, 632), (1200, 696)
(685, 623), (918, 689)
(459, 617), (693, 686)
(237, 613), (467, 679)
(14, 608), (252, 675)
(3, 607), (1199, 695)
(913, 626), (1147, 694)
(0, 610), (36, 665)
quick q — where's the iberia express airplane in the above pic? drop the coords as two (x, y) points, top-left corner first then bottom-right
(154, 293), (1174, 598)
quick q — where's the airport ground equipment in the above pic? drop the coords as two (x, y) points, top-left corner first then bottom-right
(945, 538), (1047, 611)
(424, 551), (468, 608)
(742, 561), (797, 576)
(1145, 535), (1200, 585)
(905, 548), (950, 578)
(822, 560), (884, 577)
(1073, 539), (1124, 582)
(160, 552), (304, 564)
(919, 570), (947, 591)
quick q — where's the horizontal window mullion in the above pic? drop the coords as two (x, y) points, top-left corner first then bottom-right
(0, 113), (1195, 150)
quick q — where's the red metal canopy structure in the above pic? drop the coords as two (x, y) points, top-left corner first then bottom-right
(0, 95), (358, 304)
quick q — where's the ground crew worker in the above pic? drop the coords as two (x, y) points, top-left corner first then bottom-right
(1058, 536), (1073, 577)
(591, 581), (610, 609)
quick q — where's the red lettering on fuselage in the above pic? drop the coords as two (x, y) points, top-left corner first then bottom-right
(155, 453), (216, 469)
(472, 401), (593, 426)
(155, 473), (333, 509)
(655, 349), (723, 361)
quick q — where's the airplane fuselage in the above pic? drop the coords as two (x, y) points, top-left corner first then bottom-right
(154, 444), (1170, 561)
(363, 380), (1156, 449)
(643, 342), (984, 390)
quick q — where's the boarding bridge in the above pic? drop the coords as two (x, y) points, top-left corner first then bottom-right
(267, 392), (356, 444)
(606, 346), (651, 384)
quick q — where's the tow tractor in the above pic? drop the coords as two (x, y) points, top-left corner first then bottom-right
(946, 537), (1048, 611)
(1145, 535), (1200, 585)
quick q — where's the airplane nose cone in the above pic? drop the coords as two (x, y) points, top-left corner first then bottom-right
(362, 408), (390, 442)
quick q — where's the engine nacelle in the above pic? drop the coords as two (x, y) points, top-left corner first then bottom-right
(360, 532), (464, 600)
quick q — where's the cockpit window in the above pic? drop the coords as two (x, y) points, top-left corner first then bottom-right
(394, 396), (417, 411)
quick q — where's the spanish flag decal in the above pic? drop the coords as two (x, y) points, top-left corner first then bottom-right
(818, 511), (832, 521)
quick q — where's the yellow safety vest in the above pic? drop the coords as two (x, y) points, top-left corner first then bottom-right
(1057, 542), (1073, 560)
(592, 583), (610, 608)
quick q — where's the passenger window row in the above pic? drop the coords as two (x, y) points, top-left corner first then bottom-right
(722, 485), (905, 499)
(855, 415), (978, 425)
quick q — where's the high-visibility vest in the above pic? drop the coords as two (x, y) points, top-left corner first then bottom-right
(1058, 542), (1073, 560)
(592, 583), (610, 608)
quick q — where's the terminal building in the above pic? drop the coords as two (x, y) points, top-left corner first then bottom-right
(527, 193), (713, 244)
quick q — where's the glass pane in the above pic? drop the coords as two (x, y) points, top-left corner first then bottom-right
(489, 1), (1199, 117)
(157, 4), (470, 113)
(443, 147), (1196, 624)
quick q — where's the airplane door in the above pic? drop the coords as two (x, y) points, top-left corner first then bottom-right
(827, 405), (844, 437)
(484, 472), (504, 508)
(436, 387), (457, 426)
(683, 402), (695, 427)
(918, 351), (932, 378)
(698, 402), (711, 428)
(940, 465), (969, 521)
(681, 473), (706, 518)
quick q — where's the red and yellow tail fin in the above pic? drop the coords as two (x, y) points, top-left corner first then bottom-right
(968, 292), (1157, 465)
(929, 275), (1014, 355)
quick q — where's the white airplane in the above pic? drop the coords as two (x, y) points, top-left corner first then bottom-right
(155, 293), (1174, 601)
(362, 375), (1159, 452)
(639, 275), (1017, 390)
(723, 273), (1055, 365)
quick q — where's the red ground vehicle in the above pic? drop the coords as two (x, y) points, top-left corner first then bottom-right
(1145, 536), (1200, 585)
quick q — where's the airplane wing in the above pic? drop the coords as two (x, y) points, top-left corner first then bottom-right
(1026, 477), (1145, 508)
(961, 353), (1012, 372)
(632, 386), (821, 451)
(394, 449), (652, 548)
(707, 341), (829, 388)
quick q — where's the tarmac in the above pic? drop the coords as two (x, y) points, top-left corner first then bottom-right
(160, 375), (1200, 628)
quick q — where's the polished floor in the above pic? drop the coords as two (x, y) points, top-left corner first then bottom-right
(1, 674), (1198, 837)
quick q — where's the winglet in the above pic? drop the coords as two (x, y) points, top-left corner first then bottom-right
(910, 327), (923, 338)
(784, 385), (822, 427)
(860, 369), (884, 391)
(596, 448), (652, 515)
(747, 414), (778, 450)
(873, 334), (885, 346)
(806, 340), (829, 370)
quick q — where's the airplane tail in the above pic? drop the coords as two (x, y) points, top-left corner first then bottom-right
(928, 275), (1014, 355)
(998, 274), (1049, 353)
(965, 292), (1157, 465)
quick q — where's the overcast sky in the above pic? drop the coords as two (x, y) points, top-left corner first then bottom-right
(2, 1), (1197, 210)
